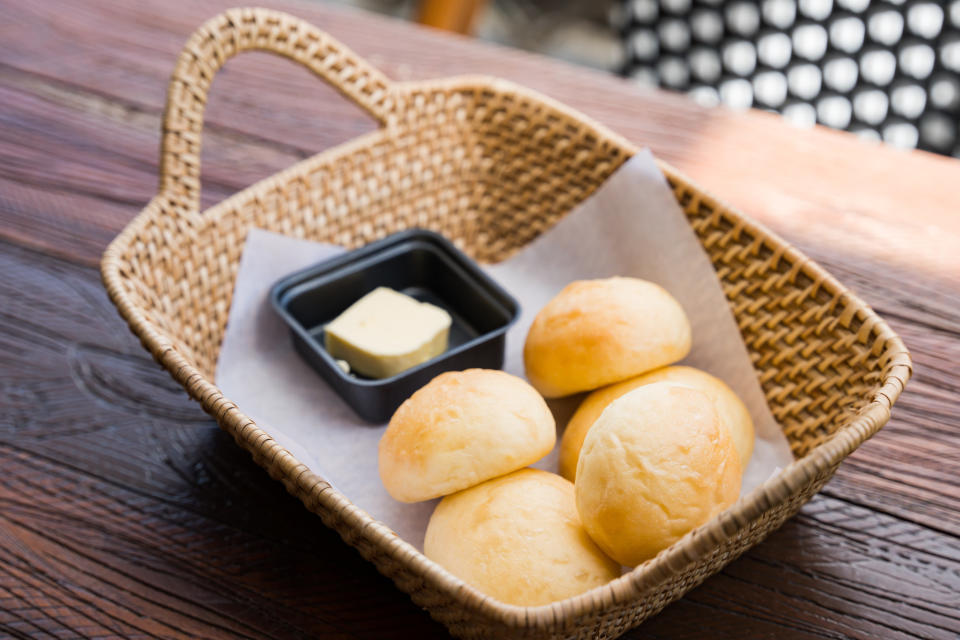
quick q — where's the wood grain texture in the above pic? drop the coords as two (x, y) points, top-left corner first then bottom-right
(2, 0), (958, 274)
(2, 243), (958, 639)
(1, 0), (958, 637)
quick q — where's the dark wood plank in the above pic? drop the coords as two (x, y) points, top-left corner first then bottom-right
(2, 70), (959, 534)
(2, 0), (959, 637)
(0, 64), (330, 265)
(2, 240), (958, 639)
(0, 448), (439, 640)
(639, 495), (960, 640)
(1, 0), (958, 276)
(0, 242), (447, 640)
(793, 244), (960, 537)
(3, 65), (958, 535)
(7, 440), (957, 640)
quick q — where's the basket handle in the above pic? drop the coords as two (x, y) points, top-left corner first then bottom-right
(159, 7), (396, 214)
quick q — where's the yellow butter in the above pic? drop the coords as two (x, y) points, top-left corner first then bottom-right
(324, 287), (452, 379)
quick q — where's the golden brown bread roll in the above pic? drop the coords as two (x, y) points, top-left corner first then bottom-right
(424, 469), (620, 606)
(523, 277), (691, 398)
(575, 382), (741, 566)
(558, 366), (754, 480)
(378, 369), (555, 502)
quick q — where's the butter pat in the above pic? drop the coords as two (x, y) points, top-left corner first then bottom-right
(324, 287), (452, 379)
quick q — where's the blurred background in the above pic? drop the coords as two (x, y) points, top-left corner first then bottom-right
(328, 0), (960, 158)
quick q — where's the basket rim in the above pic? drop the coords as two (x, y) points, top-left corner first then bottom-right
(101, 73), (912, 631)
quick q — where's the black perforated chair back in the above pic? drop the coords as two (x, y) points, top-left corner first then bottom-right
(616, 0), (960, 156)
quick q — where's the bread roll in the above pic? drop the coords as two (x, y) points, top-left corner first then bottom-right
(424, 469), (620, 606)
(523, 278), (691, 397)
(378, 369), (555, 502)
(575, 383), (741, 566)
(559, 366), (754, 480)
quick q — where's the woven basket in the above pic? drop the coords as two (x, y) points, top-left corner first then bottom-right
(101, 8), (911, 639)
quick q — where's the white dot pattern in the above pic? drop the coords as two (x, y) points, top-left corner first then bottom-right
(788, 63), (823, 99)
(726, 2), (762, 35)
(754, 70), (790, 106)
(869, 10), (904, 46)
(783, 101), (818, 126)
(817, 94), (853, 127)
(800, 0), (833, 22)
(854, 89), (889, 124)
(793, 23), (830, 60)
(618, 0), (960, 154)
(659, 55), (692, 86)
(759, 32), (794, 67)
(823, 56), (858, 92)
(690, 46), (724, 81)
(931, 74), (960, 109)
(829, 16), (865, 53)
(724, 40), (759, 75)
(852, 126), (882, 141)
(838, 0), (869, 12)
(659, 18), (692, 51)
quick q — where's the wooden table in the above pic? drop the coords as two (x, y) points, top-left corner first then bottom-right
(2, 1), (958, 638)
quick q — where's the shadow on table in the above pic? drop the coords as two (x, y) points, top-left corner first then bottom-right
(195, 423), (829, 640)
(180, 424), (450, 639)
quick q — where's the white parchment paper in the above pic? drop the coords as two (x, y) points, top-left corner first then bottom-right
(216, 149), (794, 549)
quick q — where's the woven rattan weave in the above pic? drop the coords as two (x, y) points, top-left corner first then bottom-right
(101, 8), (911, 639)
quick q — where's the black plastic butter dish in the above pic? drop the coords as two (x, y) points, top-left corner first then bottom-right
(270, 229), (520, 422)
